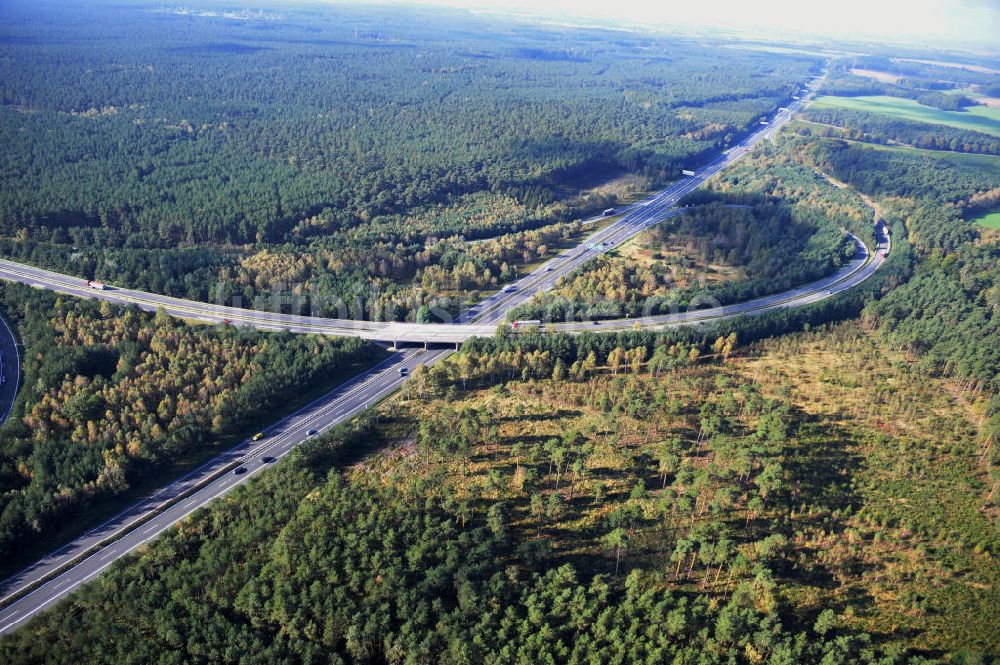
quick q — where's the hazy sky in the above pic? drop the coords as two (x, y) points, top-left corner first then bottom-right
(387, 0), (999, 49)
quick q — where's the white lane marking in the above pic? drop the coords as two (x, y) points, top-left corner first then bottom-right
(1, 358), (404, 600)
(0, 89), (825, 625)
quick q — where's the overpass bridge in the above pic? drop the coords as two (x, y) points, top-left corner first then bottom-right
(0, 74), (836, 348)
(0, 69), (905, 638)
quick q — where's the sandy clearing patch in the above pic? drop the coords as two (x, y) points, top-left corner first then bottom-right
(893, 57), (1000, 76)
(851, 68), (901, 84)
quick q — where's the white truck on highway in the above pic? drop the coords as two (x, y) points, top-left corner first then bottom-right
(86, 280), (108, 290)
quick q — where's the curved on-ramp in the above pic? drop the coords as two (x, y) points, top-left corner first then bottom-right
(553, 227), (890, 334)
(0, 72), (835, 345)
(0, 69), (899, 637)
(0, 225), (888, 343)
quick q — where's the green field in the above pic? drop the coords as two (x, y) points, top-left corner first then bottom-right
(972, 210), (1000, 229)
(849, 140), (1000, 169)
(811, 94), (1000, 137)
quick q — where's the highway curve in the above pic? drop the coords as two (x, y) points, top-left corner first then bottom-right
(0, 69), (898, 636)
(0, 310), (19, 426)
(552, 225), (891, 334)
(0, 74), (851, 345)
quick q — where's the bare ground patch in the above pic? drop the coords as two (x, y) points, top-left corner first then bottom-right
(851, 68), (901, 84)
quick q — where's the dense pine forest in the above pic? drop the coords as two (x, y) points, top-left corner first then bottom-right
(0, 0), (813, 320)
(0, 1), (998, 663)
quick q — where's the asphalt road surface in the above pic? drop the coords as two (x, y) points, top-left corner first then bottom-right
(0, 70), (893, 636)
(556, 223), (891, 333)
(0, 347), (450, 634)
(0, 76), (827, 345)
(0, 311), (18, 425)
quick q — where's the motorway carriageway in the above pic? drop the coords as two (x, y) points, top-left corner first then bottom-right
(0, 76), (823, 345)
(0, 71), (874, 635)
(0, 310), (19, 426)
(0, 347), (450, 634)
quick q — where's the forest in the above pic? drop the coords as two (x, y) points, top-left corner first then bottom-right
(0, 283), (380, 569)
(511, 146), (871, 321)
(1, 320), (994, 663)
(797, 138), (1000, 396)
(0, 0), (817, 320)
(484, 129), (1000, 399)
(0, 1), (997, 661)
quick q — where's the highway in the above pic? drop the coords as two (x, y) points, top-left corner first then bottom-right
(0, 75), (825, 345)
(0, 310), (19, 425)
(0, 346), (450, 634)
(555, 224), (890, 333)
(458, 77), (828, 326)
(0, 258), (496, 345)
(0, 70), (888, 636)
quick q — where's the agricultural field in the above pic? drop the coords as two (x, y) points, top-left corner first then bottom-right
(849, 68), (901, 84)
(811, 95), (1000, 137)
